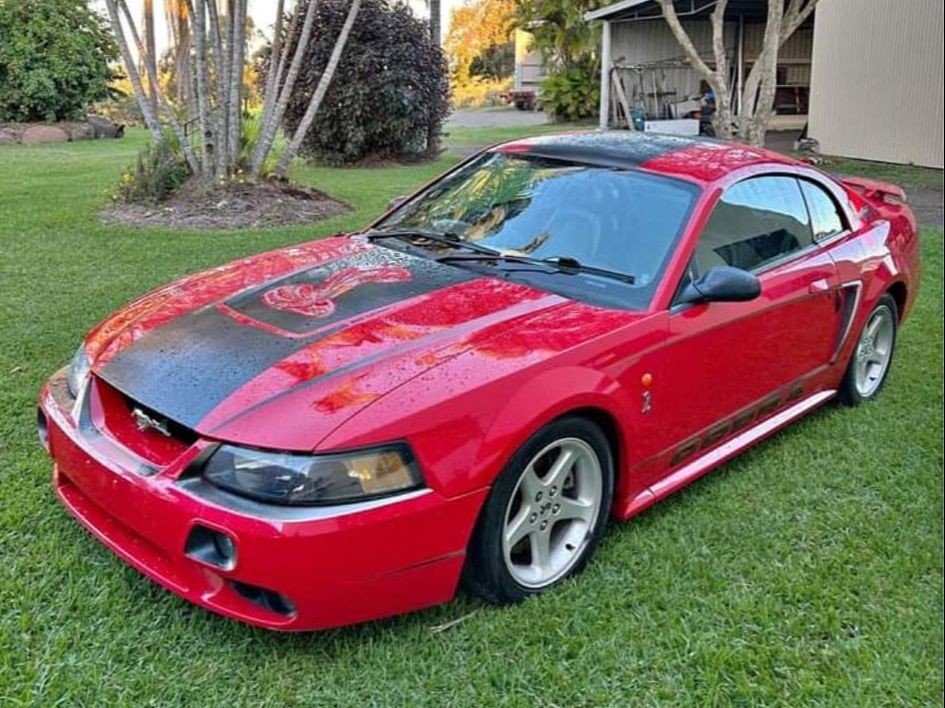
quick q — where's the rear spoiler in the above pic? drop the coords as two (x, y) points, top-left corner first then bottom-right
(836, 175), (908, 204)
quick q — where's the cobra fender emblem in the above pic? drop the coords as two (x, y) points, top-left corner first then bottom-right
(640, 372), (653, 415)
(261, 265), (412, 318)
(132, 407), (172, 437)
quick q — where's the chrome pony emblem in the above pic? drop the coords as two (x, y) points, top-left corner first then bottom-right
(261, 265), (412, 318)
(132, 408), (172, 437)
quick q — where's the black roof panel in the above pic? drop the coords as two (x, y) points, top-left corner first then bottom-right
(494, 130), (722, 169)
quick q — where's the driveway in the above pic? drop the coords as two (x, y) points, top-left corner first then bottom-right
(447, 107), (550, 128)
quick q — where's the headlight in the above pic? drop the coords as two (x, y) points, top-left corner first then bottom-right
(202, 443), (423, 506)
(66, 345), (91, 398)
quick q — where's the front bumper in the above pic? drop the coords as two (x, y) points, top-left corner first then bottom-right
(38, 373), (487, 631)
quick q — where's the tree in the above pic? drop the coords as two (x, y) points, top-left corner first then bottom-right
(656, 0), (818, 145)
(272, 0), (450, 165)
(104, 0), (361, 183)
(274, 0), (361, 176)
(165, 0), (195, 115)
(142, 0), (159, 114)
(426, 0), (443, 156)
(0, 0), (118, 123)
(444, 0), (515, 84)
(515, 0), (603, 70)
(514, 0), (604, 120)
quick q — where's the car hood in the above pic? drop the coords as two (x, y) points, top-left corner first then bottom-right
(85, 236), (571, 449)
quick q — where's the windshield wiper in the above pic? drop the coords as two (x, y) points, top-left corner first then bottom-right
(363, 227), (501, 257)
(437, 252), (636, 284)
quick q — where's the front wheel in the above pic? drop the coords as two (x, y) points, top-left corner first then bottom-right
(839, 293), (898, 405)
(463, 416), (614, 604)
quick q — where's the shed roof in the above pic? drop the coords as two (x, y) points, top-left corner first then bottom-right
(585, 0), (791, 24)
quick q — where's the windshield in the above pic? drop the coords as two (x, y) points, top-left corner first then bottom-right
(378, 152), (698, 308)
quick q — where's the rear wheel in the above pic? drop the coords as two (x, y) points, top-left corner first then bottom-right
(463, 416), (613, 604)
(839, 293), (898, 405)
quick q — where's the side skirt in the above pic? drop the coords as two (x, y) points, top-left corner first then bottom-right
(616, 390), (836, 520)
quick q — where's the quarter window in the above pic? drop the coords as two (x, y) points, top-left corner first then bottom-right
(799, 179), (846, 241)
(693, 176), (814, 275)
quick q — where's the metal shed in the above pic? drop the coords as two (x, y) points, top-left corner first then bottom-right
(584, 0), (814, 131)
(585, 0), (944, 168)
(807, 0), (943, 169)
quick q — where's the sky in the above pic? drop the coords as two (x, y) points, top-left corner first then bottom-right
(92, 0), (460, 56)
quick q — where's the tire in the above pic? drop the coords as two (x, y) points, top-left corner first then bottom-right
(839, 293), (899, 406)
(463, 416), (614, 604)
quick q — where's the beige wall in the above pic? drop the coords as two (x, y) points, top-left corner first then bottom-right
(808, 0), (944, 168)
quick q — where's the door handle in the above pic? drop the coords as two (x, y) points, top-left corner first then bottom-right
(808, 278), (831, 294)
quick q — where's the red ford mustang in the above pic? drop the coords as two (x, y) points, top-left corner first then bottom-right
(39, 132), (921, 630)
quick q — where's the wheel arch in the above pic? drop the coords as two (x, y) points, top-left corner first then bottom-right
(886, 280), (908, 321)
(473, 365), (633, 497)
(559, 406), (623, 494)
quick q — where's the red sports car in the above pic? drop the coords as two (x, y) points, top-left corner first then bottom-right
(39, 132), (921, 630)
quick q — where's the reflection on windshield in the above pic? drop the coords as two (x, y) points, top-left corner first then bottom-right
(383, 152), (696, 288)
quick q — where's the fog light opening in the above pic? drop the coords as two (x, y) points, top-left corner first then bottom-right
(212, 532), (236, 561)
(184, 525), (237, 570)
(37, 409), (50, 452)
(230, 580), (296, 617)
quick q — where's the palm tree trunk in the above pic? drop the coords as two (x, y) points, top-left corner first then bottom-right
(226, 0), (248, 165)
(205, 0), (229, 177)
(275, 0), (361, 179)
(425, 0), (442, 156)
(116, 0), (201, 173)
(143, 0), (159, 115)
(189, 0), (216, 171)
(169, 0), (195, 113)
(250, 0), (320, 177)
(103, 0), (163, 143)
(258, 0), (286, 137)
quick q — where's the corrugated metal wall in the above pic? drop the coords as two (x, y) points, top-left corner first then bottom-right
(808, 0), (944, 168)
(611, 20), (735, 102)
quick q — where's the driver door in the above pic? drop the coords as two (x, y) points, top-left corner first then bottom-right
(644, 175), (840, 478)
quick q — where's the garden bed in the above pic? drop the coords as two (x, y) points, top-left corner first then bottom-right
(100, 180), (351, 230)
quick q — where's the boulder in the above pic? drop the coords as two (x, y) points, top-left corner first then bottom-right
(88, 116), (125, 139)
(62, 122), (95, 141)
(0, 118), (125, 145)
(21, 125), (70, 144)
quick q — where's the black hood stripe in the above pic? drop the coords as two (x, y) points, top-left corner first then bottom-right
(97, 248), (476, 429)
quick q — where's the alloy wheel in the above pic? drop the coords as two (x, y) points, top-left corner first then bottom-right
(501, 437), (603, 588)
(854, 305), (895, 397)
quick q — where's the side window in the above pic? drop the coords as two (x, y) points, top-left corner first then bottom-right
(693, 176), (814, 275)
(799, 179), (846, 241)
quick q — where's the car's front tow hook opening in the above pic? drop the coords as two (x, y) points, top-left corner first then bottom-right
(37, 408), (50, 452)
(230, 580), (296, 617)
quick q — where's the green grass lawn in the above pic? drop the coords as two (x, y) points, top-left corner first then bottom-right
(0, 131), (942, 705)
(813, 155), (944, 192)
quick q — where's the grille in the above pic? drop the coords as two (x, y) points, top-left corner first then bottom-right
(88, 376), (198, 467)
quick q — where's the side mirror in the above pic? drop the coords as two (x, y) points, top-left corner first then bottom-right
(387, 195), (406, 212)
(679, 265), (761, 304)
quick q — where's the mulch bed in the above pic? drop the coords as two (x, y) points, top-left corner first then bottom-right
(100, 181), (351, 230)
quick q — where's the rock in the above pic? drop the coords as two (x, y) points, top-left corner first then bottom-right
(21, 125), (70, 144)
(88, 116), (125, 139)
(62, 122), (95, 141)
(0, 127), (17, 144)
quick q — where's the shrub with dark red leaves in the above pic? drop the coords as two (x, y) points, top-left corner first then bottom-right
(273, 0), (450, 165)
